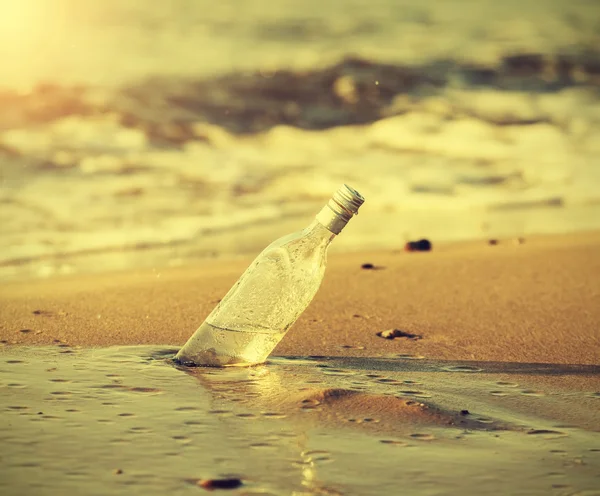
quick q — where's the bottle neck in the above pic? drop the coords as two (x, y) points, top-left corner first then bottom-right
(305, 219), (337, 246)
(315, 204), (352, 235)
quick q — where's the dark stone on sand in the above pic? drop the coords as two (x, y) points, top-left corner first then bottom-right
(460, 410), (470, 416)
(377, 329), (422, 340)
(361, 263), (385, 270)
(198, 478), (243, 490)
(404, 239), (432, 252)
(488, 239), (499, 246)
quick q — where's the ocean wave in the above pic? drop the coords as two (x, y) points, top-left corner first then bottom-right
(1, 18), (600, 278)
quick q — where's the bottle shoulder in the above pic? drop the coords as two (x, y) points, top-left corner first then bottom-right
(262, 222), (334, 254)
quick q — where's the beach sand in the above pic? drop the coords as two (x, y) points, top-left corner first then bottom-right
(1, 232), (599, 494)
(3, 231), (599, 364)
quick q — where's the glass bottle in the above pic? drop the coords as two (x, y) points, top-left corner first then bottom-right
(175, 184), (365, 367)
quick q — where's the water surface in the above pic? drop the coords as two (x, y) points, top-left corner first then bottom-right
(1, 346), (598, 495)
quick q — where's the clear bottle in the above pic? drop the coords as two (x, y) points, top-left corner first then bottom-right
(175, 184), (365, 367)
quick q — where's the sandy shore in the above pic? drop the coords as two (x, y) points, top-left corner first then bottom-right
(2, 232), (599, 494)
(2, 231), (599, 364)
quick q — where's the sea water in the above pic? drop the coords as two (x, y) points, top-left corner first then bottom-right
(1, 345), (599, 496)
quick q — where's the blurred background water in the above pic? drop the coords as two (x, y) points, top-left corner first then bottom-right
(1, 0), (600, 280)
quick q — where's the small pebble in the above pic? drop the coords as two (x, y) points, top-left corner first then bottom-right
(361, 263), (384, 270)
(377, 329), (422, 340)
(114, 469), (123, 475)
(488, 239), (499, 246)
(460, 410), (470, 416)
(404, 239), (432, 252)
(198, 478), (243, 490)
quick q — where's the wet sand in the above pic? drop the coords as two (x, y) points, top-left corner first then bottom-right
(1, 232), (599, 494)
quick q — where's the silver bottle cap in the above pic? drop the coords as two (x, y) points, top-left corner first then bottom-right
(316, 184), (365, 234)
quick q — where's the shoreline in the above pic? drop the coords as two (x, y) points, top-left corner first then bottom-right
(2, 231), (599, 365)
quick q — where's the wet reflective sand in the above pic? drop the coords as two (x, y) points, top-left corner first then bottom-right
(1, 346), (598, 495)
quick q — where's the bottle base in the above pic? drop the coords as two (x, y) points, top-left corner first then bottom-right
(175, 322), (284, 367)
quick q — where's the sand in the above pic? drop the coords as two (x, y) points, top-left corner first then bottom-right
(1, 232), (599, 495)
(2, 231), (599, 363)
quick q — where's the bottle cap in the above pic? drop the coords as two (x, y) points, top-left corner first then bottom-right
(316, 184), (365, 234)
